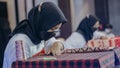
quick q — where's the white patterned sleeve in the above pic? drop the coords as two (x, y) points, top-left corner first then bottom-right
(63, 32), (86, 49)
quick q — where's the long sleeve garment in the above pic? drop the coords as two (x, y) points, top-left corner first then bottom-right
(64, 32), (86, 49)
(3, 34), (58, 68)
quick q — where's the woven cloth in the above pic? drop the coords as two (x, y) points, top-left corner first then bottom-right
(12, 51), (115, 68)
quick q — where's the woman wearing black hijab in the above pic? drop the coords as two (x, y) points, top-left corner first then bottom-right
(3, 2), (67, 68)
(64, 15), (100, 49)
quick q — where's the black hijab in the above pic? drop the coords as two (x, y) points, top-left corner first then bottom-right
(9, 2), (67, 45)
(76, 15), (99, 42)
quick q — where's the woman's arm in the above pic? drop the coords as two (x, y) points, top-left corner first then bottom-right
(63, 32), (86, 49)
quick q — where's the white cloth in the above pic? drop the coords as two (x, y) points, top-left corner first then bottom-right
(106, 33), (115, 38)
(93, 30), (106, 39)
(93, 30), (115, 39)
(63, 32), (86, 49)
(3, 34), (58, 68)
(104, 29), (115, 38)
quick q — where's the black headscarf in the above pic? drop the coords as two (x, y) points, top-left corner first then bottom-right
(9, 2), (67, 45)
(76, 15), (99, 42)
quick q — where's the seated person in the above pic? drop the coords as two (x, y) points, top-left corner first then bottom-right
(93, 23), (107, 39)
(3, 2), (67, 68)
(93, 23), (115, 40)
(104, 24), (115, 38)
(63, 15), (100, 49)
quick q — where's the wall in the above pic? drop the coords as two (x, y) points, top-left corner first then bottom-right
(70, 0), (95, 31)
(0, 0), (95, 32)
(109, 0), (120, 35)
(17, 0), (26, 22)
(35, 0), (58, 6)
(26, 0), (33, 16)
(0, 0), (16, 30)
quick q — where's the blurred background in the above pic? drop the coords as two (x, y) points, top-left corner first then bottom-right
(0, 0), (120, 39)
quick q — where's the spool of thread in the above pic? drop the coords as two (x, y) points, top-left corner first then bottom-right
(15, 40), (26, 61)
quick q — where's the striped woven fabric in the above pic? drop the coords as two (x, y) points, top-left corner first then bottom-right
(12, 51), (115, 68)
(113, 47), (120, 65)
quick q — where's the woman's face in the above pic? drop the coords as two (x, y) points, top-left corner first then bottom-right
(93, 21), (100, 29)
(91, 21), (100, 32)
(47, 23), (62, 32)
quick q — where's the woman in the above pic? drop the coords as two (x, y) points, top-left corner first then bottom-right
(104, 24), (115, 38)
(64, 15), (100, 49)
(3, 2), (67, 68)
(93, 23), (106, 39)
(93, 23), (115, 40)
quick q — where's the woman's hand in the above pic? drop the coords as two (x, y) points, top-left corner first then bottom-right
(100, 36), (108, 40)
(47, 41), (64, 56)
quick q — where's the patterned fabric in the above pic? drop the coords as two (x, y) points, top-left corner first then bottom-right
(62, 47), (112, 54)
(12, 51), (115, 68)
(113, 47), (120, 65)
(87, 37), (120, 49)
(32, 49), (45, 57)
(114, 37), (120, 47)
